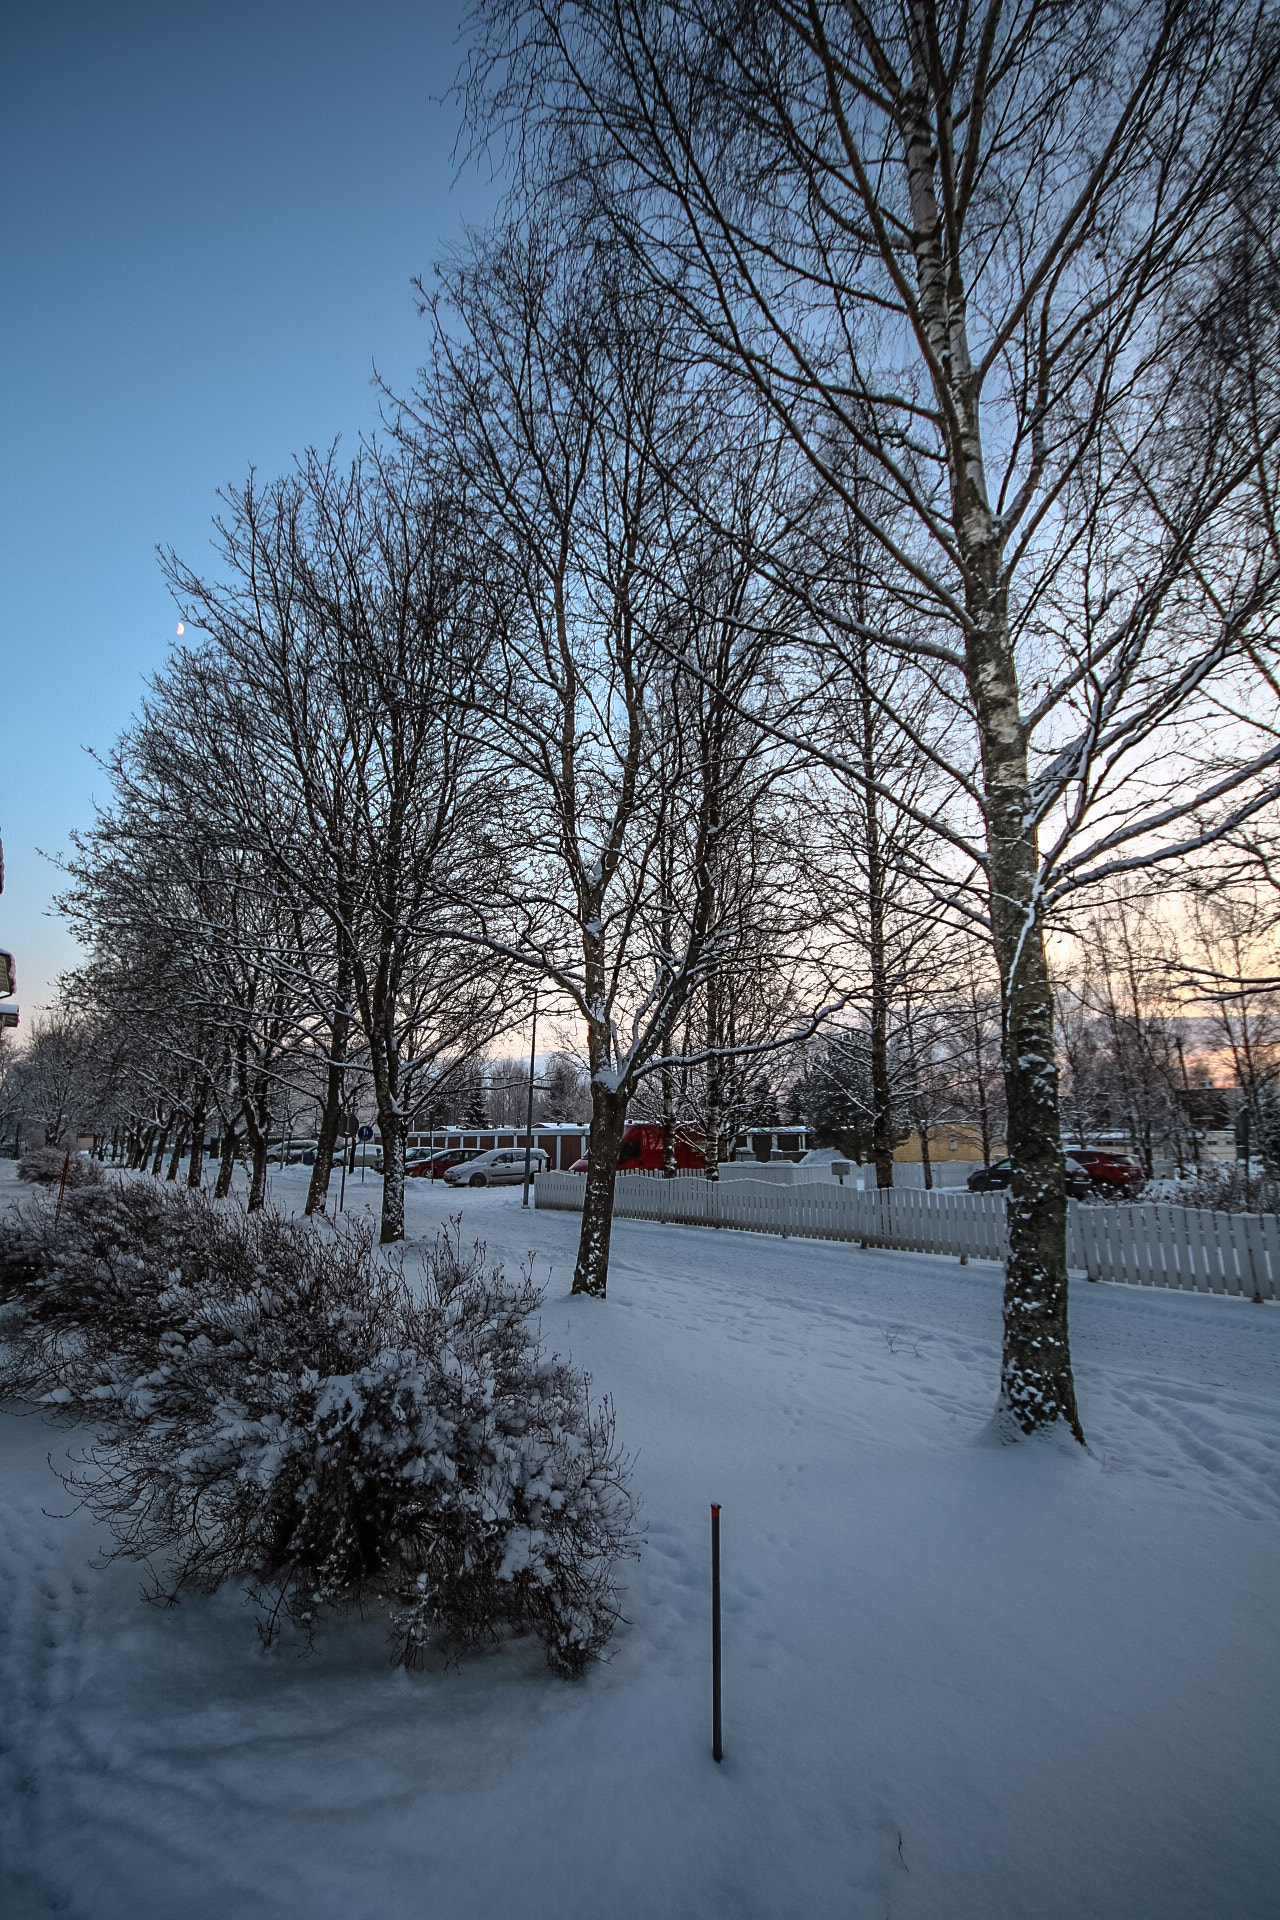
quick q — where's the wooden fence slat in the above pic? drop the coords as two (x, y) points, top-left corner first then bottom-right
(1261, 1214), (1280, 1303)
(1186, 1206), (1207, 1291)
(1159, 1206), (1186, 1291)
(1217, 1211), (1241, 1296)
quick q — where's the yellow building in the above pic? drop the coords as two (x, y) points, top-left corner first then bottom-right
(894, 1124), (1000, 1165)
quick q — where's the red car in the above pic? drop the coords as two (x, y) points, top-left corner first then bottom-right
(405, 1147), (482, 1180)
(968, 1150), (1144, 1199)
(1070, 1149), (1145, 1198)
(569, 1123), (709, 1174)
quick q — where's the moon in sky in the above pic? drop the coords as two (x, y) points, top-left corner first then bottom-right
(176, 622), (185, 635)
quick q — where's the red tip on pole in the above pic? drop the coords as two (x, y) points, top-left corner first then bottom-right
(711, 1503), (721, 1516)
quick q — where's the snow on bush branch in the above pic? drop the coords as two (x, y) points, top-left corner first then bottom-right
(0, 1183), (636, 1674)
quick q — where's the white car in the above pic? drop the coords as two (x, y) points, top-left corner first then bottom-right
(266, 1139), (319, 1166)
(442, 1147), (549, 1188)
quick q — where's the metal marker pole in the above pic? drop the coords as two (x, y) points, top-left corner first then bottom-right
(522, 987), (539, 1209)
(711, 1503), (723, 1763)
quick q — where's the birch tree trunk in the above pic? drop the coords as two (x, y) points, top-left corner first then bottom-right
(214, 1127), (238, 1198)
(186, 1077), (209, 1188)
(307, 1088), (343, 1216)
(963, 560), (1081, 1439)
(573, 1081), (627, 1297)
(660, 894), (677, 1177)
(370, 1021), (407, 1244)
(869, 999), (894, 1189)
(379, 1117), (406, 1244)
(306, 976), (351, 1216)
(703, 965), (723, 1180)
(970, 985), (993, 1169)
(239, 1071), (270, 1212)
(901, 80), (1083, 1437)
(660, 1055), (676, 1178)
(246, 1127), (269, 1211)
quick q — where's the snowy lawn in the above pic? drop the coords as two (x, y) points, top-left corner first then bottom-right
(2, 1160), (1278, 1919)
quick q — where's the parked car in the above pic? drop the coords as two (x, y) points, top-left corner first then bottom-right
(374, 1147), (435, 1175)
(406, 1147), (484, 1180)
(266, 1140), (319, 1167)
(1069, 1149), (1144, 1198)
(569, 1123), (710, 1175)
(968, 1155), (1094, 1199)
(442, 1146), (549, 1188)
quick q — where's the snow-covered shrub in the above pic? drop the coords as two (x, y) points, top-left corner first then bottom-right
(0, 1185), (635, 1675)
(16, 1145), (101, 1187)
(1143, 1163), (1280, 1214)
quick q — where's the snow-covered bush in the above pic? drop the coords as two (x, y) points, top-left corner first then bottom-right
(0, 1184), (635, 1674)
(16, 1145), (101, 1187)
(1143, 1163), (1279, 1214)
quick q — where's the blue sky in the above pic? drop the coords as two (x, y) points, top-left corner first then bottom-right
(1, 0), (491, 1020)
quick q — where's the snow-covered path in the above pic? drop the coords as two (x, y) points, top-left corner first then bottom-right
(2, 1164), (1277, 1918)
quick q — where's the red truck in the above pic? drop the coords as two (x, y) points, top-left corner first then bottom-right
(570, 1123), (709, 1174)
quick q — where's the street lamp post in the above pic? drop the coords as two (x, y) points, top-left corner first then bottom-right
(522, 988), (539, 1209)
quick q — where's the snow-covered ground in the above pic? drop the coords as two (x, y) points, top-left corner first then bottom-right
(2, 1160), (1277, 1918)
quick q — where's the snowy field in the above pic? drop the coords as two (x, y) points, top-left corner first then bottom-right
(2, 1159), (1278, 1919)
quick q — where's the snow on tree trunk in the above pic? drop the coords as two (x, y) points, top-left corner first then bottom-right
(214, 1130), (237, 1200)
(901, 74), (1084, 1436)
(964, 546), (1083, 1443)
(247, 1134), (268, 1212)
(379, 1116), (406, 1245)
(573, 1084), (627, 1298)
(186, 1079), (209, 1189)
(704, 968), (723, 1181)
(306, 968), (352, 1217)
(661, 1055), (676, 1179)
(857, 664), (896, 1193)
(306, 1096), (342, 1218)
(306, 1028), (347, 1219)
(870, 991), (894, 1190)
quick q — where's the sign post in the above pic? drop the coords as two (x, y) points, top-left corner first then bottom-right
(522, 988), (539, 1209)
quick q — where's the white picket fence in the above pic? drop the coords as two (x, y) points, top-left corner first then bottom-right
(714, 1160), (976, 1189)
(1066, 1199), (1280, 1299)
(532, 1171), (1280, 1300)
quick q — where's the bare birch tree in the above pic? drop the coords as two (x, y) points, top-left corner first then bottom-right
(466, 0), (1280, 1435)
(164, 444), (514, 1241)
(417, 231), (811, 1294)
